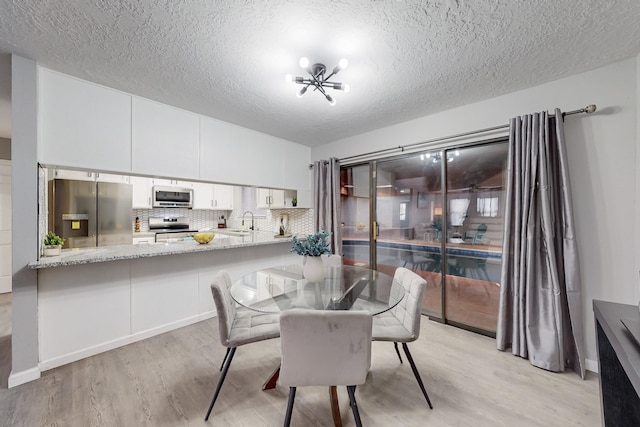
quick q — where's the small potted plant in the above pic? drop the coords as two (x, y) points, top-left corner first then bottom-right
(290, 231), (332, 282)
(291, 197), (298, 207)
(43, 231), (65, 256)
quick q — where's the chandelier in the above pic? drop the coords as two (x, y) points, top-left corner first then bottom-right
(285, 57), (350, 106)
(420, 151), (460, 163)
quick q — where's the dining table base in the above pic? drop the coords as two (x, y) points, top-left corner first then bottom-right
(262, 365), (281, 390)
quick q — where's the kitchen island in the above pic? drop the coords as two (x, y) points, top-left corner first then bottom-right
(30, 232), (300, 372)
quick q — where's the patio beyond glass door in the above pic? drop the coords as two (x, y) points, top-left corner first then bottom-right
(373, 153), (443, 320)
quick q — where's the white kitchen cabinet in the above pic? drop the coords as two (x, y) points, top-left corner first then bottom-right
(245, 131), (283, 188)
(192, 183), (233, 210)
(150, 178), (192, 188)
(39, 69), (132, 173)
(131, 176), (152, 209)
(199, 116), (248, 185)
(52, 169), (95, 181)
(192, 182), (214, 210)
(213, 184), (234, 210)
(150, 178), (173, 187)
(283, 140), (311, 194)
(96, 172), (130, 184)
(131, 97), (200, 180)
(256, 188), (286, 208)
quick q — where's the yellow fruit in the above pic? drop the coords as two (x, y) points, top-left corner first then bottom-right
(194, 232), (214, 244)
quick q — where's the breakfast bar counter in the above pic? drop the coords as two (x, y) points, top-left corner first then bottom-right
(29, 231), (290, 269)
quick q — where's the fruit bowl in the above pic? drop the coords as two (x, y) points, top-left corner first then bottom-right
(193, 232), (215, 244)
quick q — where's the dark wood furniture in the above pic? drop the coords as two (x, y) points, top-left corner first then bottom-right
(593, 300), (640, 426)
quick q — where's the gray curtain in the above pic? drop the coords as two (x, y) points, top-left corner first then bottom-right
(313, 158), (341, 255)
(497, 109), (586, 378)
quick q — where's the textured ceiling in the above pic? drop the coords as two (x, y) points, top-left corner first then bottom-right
(0, 0), (639, 145)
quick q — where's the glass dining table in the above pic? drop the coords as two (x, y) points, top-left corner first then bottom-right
(230, 264), (404, 427)
(230, 264), (405, 315)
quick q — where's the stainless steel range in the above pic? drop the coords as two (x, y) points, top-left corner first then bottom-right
(149, 217), (199, 242)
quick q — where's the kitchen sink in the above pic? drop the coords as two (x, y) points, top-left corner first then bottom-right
(216, 228), (252, 237)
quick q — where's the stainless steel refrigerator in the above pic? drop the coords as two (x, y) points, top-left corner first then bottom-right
(48, 179), (133, 248)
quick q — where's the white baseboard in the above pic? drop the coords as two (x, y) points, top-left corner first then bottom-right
(8, 366), (41, 388)
(39, 311), (216, 372)
(585, 358), (599, 374)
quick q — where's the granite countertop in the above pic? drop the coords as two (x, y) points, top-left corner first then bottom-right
(29, 231), (292, 270)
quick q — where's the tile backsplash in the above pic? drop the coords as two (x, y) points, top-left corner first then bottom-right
(133, 207), (314, 236)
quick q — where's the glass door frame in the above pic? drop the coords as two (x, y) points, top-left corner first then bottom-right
(340, 137), (507, 337)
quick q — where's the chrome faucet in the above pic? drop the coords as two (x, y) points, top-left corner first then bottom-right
(242, 211), (254, 231)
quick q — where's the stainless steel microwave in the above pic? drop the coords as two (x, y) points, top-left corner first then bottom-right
(152, 186), (193, 208)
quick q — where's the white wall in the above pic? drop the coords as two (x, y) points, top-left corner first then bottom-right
(0, 159), (10, 293)
(314, 58), (639, 370)
(9, 55), (40, 387)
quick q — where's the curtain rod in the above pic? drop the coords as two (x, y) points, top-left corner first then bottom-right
(309, 104), (597, 168)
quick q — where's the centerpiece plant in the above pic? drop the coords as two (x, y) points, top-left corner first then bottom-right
(290, 230), (332, 257)
(290, 231), (332, 283)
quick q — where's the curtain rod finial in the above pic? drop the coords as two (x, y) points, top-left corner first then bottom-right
(585, 104), (597, 114)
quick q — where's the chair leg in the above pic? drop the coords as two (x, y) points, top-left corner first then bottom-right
(204, 347), (237, 421)
(401, 343), (433, 409)
(219, 347), (231, 371)
(393, 342), (403, 364)
(284, 387), (297, 427)
(346, 385), (363, 427)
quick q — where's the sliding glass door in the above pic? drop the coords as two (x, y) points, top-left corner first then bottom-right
(373, 152), (443, 320)
(339, 140), (508, 335)
(443, 143), (507, 333)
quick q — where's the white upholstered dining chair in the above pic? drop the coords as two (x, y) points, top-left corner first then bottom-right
(204, 270), (281, 421)
(371, 267), (433, 409)
(279, 309), (372, 427)
(322, 254), (343, 266)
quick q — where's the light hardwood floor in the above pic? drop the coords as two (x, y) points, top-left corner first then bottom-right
(0, 313), (600, 426)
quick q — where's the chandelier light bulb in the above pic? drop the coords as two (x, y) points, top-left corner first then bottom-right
(426, 153), (431, 158)
(287, 57), (349, 105)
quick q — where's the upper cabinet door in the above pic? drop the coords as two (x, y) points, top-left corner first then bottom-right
(213, 184), (234, 210)
(245, 131), (283, 188)
(39, 69), (132, 172)
(132, 98), (199, 180)
(283, 141), (311, 191)
(192, 182), (214, 210)
(200, 117), (247, 185)
(130, 176), (152, 209)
